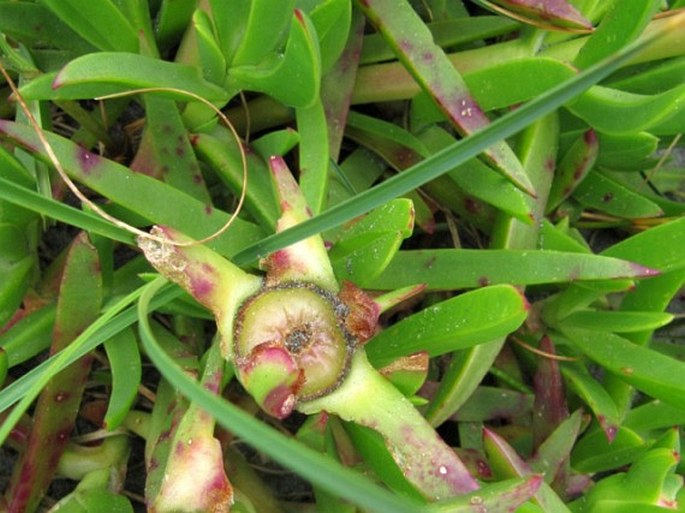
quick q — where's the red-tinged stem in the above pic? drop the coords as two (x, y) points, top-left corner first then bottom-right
(150, 343), (233, 513)
(300, 352), (480, 500)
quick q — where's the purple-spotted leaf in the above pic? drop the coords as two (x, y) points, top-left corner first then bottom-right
(366, 249), (658, 290)
(0, 120), (265, 257)
(429, 475), (543, 513)
(483, 428), (573, 513)
(573, 170), (663, 219)
(356, 0), (534, 196)
(5, 233), (102, 513)
(547, 129), (598, 213)
(559, 362), (620, 442)
(300, 352), (480, 500)
(476, 0), (592, 32)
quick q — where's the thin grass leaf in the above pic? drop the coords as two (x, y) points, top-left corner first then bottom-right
(0, 177), (134, 244)
(0, 284), (182, 445)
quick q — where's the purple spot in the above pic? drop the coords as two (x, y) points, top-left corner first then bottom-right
(422, 52), (434, 62)
(478, 276), (490, 287)
(631, 263), (660, 277)
(192, 276), (213, 298)
(399, 38), (413, 52)
(175, 146), (185, 157)
(55, 427), (72, 443)
(602, 192), (613, 202)
(204, 205), (213, 215)
(76, 146), (100, 175)
(424, 256), (436, 269)
(54, 391), (70, 403)
(464, 197), (481, 214)
(192, 173), (203, 184)
(545, 157), (556, 172)
(584, 128), (597, 145)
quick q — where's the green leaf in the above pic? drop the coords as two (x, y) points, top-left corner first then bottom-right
(565, 328), (685, 410)
(103, 328), (141, 430)
(574, 0), (661, 69)
(561, 310), (673, 333)
(49, 488), (134, 513)
(425, 339), (506, 427)
(344, 423), (425, 501)
(601, 216), (685, 270)
(0, 245), (33, 328)
(251, 128), (300, 159)
(0, 3), (94, 54)
(559, 362), (620, 440)
(569, 84), (685, 135)
(529, 410), (583, 483)
(175, 9), (227, 85)
(594, 131), (659, 171)
(329, 198), (414, 284)
(466, 58), (576, 112)
(365, 249), (657, 290)
(451, 386), (533, 422)
(309, 0), (352, 73)
(19, 53), (229, 102)
(154, 0), (197, 51)
(39, 0), (139, 53)
(427, 476), (542, 513)
(229, 10), (321, 108)
(365, 285), (528, 368)
(418, 126), (532, 222)
(229, 0), (296, 67)
(0, 306), (56, 367)
(571, 425), (647, 474)
(572, 170), (663, 219)
(624, 400), (685, 433)
(297, 99), (330, 215)
(193, 128), (279, 230)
